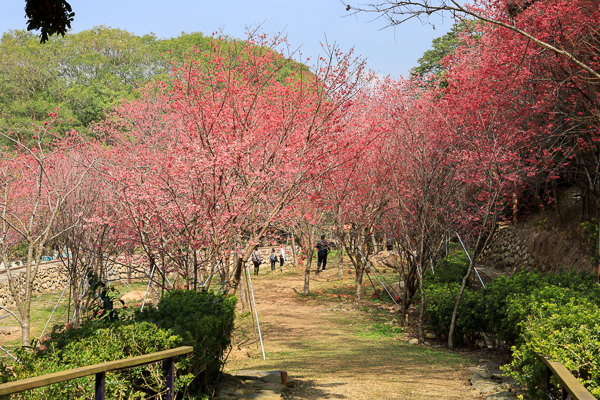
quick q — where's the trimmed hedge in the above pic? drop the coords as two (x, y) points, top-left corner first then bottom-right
(0, 289), (236, 399)
(421, 262), (600, 399)
(424, 269), (599, 346)
(0, 321), (192, 399)
(503, 296), (600, 399)
(135, 289), (237, 392)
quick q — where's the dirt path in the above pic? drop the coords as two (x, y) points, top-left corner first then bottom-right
(224, 266), (484, 400)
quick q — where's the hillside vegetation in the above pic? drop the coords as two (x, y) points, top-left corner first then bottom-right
(0, 26), (304, 144)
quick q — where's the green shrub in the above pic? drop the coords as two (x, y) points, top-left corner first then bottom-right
(0, 289), (235, 399)
(423, 282), (484, 344)
(502, 296), (600, 399)
(429, 248), (470, 284)
(422, 269), (600, 397)
(0, 320), (194, 399)
(423, 270), (598, 347)
(582, 218), (599, 263)
(136, 289), (236, 393)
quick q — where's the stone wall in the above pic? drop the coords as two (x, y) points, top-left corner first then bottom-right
(106, 263), (149, 283)
(0, 262), (70, 309)
(253, 246), (294, 265)
(0, 246), (298, 310)
(478, 222), (594, 273)
(0, 261), (153, 310)
(478, 225), (537, 272)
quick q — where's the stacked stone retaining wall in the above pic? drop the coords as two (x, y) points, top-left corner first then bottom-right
(478, 226), (537, 272)
(478, 223), (594, 273)
(0, 262), (70, 309)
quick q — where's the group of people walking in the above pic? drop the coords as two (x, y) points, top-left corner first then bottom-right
(251, 246), (286, 275)
(250, 234), (332, 276)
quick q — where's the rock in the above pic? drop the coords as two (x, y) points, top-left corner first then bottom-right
(486, 391), (517, 400)
(473, 370), (493, 380)
(255, 383), (287, 393)
(471, 379), (504, 393)
(260, 371), (287, 385)
(235, 370), (282, 382)
(0, 326), (18, 335)
(425, 332), (435, 339)
(408, 338), (419, 345)
(217, 387), (254, 397)
(120, 290), (147, 303)
(240, 392), (281, 399)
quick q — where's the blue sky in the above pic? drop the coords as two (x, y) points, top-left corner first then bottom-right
(1, 0), (454, 78)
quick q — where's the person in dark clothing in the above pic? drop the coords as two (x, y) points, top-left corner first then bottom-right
(386, 237), (394, 251)
(316, 235), (330, 273)
(251, 247), (262, 275)
(269, 248), (277, 270)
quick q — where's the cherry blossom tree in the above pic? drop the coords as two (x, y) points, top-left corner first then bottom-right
(344, 0), (600, 80)
(0, 114), (91, 347)
(91, 32), (372, 299)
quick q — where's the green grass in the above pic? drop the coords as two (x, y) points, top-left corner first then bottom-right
(355, 323), (404, 339)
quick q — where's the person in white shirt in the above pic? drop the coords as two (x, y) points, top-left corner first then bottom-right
(279, 246), (286, 267)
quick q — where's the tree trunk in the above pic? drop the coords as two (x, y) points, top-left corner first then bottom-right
(127, 255), (132, 283)
(193, 250), (198, 291)
(21, 315), (30, 348)
(228, 256), (244, 296)
(291, 228), (298, 267)
(337, 244), (343, 280)
(448, 261), (473, 348)
(418, 266), (425, 343)
(354, 263), (364, 302)
(303, 248), (314, 296)
(417, 230), (425, 343)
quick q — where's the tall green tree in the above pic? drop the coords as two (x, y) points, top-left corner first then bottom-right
(0, 26), (306, 144)
(411, 20), (480, 79)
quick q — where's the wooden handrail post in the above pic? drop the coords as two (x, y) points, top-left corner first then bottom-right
(546, 363), (554, 400)
(95, 371), (105, 400)
(541, 355), (594, 400)
(166, 357), (174, 400)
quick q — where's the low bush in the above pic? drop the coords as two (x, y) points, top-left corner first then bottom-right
(421, 263), (600, 398)
(423, 267), (598, 347)
(426, 249), (470, 285)
(0, 320), (194, 399)
(0, 289), (236, 399)
(136, 289), (237, 393)
(423, 282), (484, 345)
(502, 296), (600, 399)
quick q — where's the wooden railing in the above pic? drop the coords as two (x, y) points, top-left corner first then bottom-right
(0, 346), (193, 400)
(542, 356), (595, 400)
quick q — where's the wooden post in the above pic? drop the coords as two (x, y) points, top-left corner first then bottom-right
(597, 220), (600, 284)
(95, 372), (105, 400)
(166, 358), (174, 400)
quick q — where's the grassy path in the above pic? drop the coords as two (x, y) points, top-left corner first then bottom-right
(225, 264), (484, 400)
